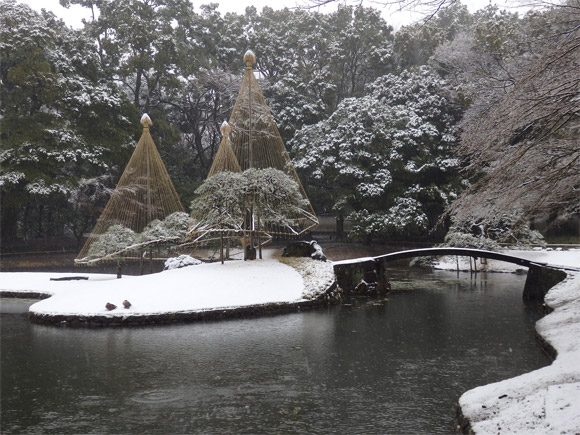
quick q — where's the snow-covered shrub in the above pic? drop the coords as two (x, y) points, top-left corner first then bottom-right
(164, 254), (202, 270)
(86, 213), (192, 261)
(139, 212), (192, 244)
(162, 212), (192, 239)
(278, 256), (336, 301)
(139, 219), (167, 243)
(349, 198), (430, 241)
(442, 230), (502, 251)
(87, 225), (137, 259)
(444, 213), (546, 249)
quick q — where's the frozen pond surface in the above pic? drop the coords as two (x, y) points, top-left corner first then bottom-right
(1, 269), (549, 434)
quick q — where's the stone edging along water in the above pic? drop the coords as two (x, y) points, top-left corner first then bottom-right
(1, 280), (341, 327)
(25, 297), (336, 327)
(1, 291), (52, 300)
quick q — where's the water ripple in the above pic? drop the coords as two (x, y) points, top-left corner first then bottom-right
(130, 389), (183, 404)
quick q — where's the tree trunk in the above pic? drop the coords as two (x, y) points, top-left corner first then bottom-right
(336, 215), (344, 239)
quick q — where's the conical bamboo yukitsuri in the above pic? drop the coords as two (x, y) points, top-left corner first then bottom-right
(207, 121), (242, 178)
(207, 50), (318, 238)
(75, 114), (184, 263)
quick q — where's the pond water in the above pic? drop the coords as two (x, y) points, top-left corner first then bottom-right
(1, 269), (549, 434)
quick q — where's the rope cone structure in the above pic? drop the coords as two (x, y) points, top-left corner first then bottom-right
(75, 114), (184, 264)
(207, 121), (242, 177)
(229, 52), (315, 201)
(229, 50), (318, 237)
(186, 51), (318, 260)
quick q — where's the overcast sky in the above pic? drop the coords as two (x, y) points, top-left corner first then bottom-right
(18, 0), (521, 30)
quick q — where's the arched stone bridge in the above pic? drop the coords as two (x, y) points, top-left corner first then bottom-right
(333, 247), (573, 301)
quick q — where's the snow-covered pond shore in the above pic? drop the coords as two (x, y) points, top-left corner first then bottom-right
(0, 257), (336, 322)
(1, 248), (579, 433)
(434, 249), (580, 434)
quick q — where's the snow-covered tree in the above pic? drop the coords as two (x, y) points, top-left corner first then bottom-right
(139, 211), (192, 243)
(190, 168), (310, 232)
(0, 1), (135, 244)
(291, 67), (464, 241)
(243, 168), (310, 230)
(67, 176), (113, 250)
(433, 1), (580, 231)
(247, 6), (395, 142)
(190, 171), (246, 230)
(393, 2), (472, 69)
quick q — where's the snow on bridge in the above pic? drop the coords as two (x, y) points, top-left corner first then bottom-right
(333, 247), (575, 301)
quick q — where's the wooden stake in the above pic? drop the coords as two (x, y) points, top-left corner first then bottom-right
(220, 231), (224, 264)
(257, 213), (262, 259)
(226, 235), (230, 260)
(243, 209), (247, 261)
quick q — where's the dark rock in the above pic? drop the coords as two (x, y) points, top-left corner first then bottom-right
(354, 280), (369, 294)
(105, 302), (117, 311)
(283, 240), (326, 261)
(122, 300), (131, 309)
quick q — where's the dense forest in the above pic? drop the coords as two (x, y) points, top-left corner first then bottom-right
(1, 0), (578, 251)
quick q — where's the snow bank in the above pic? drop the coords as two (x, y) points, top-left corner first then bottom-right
(434, 249), (580, 273)
(0, 272), (117, 297)
(457, 248), (580, 434)
(459, 269), (580, 434)
(278, 256), (336, 299)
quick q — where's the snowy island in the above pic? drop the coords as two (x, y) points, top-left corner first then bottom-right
(1, 253), (337, 326)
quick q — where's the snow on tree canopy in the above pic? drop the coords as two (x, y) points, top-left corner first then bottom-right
(189, 168), (309, 234)
(290, 66), (464, 241)
(87, 225), (137, 260)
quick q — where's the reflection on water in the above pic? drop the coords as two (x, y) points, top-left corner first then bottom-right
(1, 269), (549, 434)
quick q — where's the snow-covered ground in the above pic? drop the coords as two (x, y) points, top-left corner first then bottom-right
(435, 249), (580, 434)
(433, 248), (579, 273)
(0, 257), (334, 317)
(1, 248), (578, 433)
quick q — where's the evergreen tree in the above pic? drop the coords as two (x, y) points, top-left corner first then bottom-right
(291, 67), (464, 241)
(0, 1), (135, 245)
